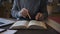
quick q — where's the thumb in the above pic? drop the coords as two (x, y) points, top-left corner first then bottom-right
(35, 14), (39, 20)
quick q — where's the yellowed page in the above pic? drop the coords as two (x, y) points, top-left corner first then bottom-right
(10, 20), (29, 29)
(28, 20), (47, 29)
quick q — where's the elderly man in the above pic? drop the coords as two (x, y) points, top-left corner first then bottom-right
(11, 0), (48, 21)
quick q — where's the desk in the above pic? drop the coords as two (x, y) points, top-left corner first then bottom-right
(0, 24), (59, 34)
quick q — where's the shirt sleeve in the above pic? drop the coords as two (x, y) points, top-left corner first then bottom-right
(11, 0), (22, 18)
(38, 0), (48, 19)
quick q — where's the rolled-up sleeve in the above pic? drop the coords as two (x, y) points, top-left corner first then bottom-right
(11, 0), (22, 18)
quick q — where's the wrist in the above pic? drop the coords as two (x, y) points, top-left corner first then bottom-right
(18, 11), (22, 17)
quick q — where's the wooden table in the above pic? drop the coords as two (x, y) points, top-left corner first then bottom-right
(0, 24), (59, 34)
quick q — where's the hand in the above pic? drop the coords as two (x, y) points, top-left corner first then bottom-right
(20, 8), (31, 19)
(35, 13), (43, 20)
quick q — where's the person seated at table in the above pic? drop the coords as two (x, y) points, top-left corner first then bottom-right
(11, 0), (48, 21)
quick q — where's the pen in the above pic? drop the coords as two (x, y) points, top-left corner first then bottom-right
(27, 12), (31, 19)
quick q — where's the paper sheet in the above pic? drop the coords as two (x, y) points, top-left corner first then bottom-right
(0, 30), (17, 34)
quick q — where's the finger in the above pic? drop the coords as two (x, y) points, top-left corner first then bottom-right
(27, 12), (31, 19)
(35, 14), (39, 20)
(25, 9), (31, 19)
(22, 10), (27, 15)
(22, 13), (27, 17)
(39, 13), (43, 18)
(22, 8), (31, 19)
(21, 12), (27, 18)
(22, 15), (26, 18)
(35, 13), (40, 20)
(38, 13), (42, 20)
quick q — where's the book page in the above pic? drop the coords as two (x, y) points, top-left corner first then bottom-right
(28, 20), (47, 29)
(0, 18), (15, 24)
(10, 20), (29, 29)
(0, 29), (5, 33)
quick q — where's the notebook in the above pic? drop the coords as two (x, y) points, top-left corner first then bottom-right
(0, 29), (17, 34)
(0, 18), (15, 27)
(0, 29), (5, 33)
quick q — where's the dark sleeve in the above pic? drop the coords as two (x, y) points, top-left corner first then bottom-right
(38, 0), (48, 19)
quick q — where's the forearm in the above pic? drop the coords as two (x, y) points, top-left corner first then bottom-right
(11, 10), (22, 18)
(40, 0), (48, 17)
(37, 0), (48, 20)
(11, 0), (21, 18)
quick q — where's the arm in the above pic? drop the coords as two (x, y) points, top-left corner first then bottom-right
(38, 0), (48, 20)
(11, 0), (22, 18)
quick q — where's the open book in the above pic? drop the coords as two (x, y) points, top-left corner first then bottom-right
(10, 20), (47, 29)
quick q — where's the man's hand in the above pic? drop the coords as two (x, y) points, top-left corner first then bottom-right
(35, 13), (43, 20)
(20, 8), (31, 19)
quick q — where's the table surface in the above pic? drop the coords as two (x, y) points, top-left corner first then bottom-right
(0, 24), (60, 34)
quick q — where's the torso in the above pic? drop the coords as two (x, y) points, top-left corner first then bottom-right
(19, 0), (41, 19)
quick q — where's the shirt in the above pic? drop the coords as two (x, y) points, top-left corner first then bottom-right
(11, 0), (48, 20)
